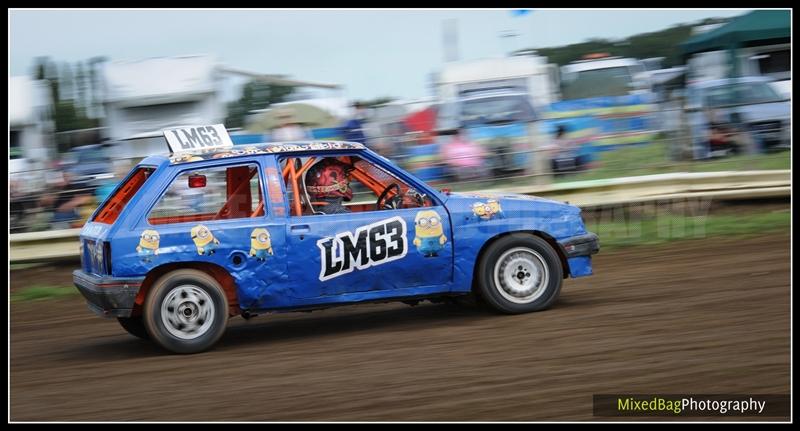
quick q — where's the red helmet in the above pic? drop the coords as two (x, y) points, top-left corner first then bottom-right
(305, 159), (353, 201)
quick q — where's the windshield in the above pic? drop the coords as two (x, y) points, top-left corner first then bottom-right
(703, 82), (783, 108)
(561, 66), (634, 100)
(64, 148), (106, 165)
(459, 95), (537, 126)
(78, 150), (107, 164)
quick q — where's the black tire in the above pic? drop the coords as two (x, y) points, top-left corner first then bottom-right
(476, 234), (564, 314)
(143, 269), (229, 354)
(117, 316), (150, 340)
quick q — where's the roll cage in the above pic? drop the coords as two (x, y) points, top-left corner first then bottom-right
(279, 154), (424, 216)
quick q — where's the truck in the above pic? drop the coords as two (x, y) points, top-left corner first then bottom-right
(433, 54), (559, 182)
(435, 54), (560, 112)
(547, 55), (660, 161)
(559, 55), (650, 100)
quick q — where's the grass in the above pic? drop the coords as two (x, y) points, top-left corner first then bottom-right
(586, 207), (790, 251)
(11, 285), (80, 302)
(10, 263), (49, 271)
(554, 139), (790, 183)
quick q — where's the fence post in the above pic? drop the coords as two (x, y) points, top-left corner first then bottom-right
(677, 95), (693, 161)
(529, 123), (553, 186)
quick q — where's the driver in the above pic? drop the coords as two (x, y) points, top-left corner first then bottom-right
(305, 158), (354, 214)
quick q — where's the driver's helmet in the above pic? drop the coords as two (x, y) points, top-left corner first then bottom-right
(305, 158), (353, 201)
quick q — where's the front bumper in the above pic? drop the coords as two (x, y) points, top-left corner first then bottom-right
(73, 270), (144, 318)
(558, 233), (599, 278)
(559, 232), (600, 258)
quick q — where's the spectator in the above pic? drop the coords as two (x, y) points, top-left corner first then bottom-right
(705, 109), (742, 156)
(439, 127), (489, 181)
(340, 102), (369, 145)
(272, 109), (312, 142)
(39, 171), (94, 229)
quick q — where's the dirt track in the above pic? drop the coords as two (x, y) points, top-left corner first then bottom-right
(10, 233), (790, 421)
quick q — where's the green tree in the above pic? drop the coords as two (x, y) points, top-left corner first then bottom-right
(31, 57), (99, 133)
(225, 80), (294, 129)
(356, 97), (395, 108)
(74, 61), (89, 112)
(520, 17), (732, 68)
(60, 62), (74, 102)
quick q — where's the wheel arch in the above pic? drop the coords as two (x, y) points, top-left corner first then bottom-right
(472, 230), (570, 294)
(132, 262), (241, 317)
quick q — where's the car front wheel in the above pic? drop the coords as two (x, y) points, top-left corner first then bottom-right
(143, 269), (229, 354)
(476, 234), (563, 314)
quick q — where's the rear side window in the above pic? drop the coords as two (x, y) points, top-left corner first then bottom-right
(93, 167), (155, 224)
(148, 163), (264, 225)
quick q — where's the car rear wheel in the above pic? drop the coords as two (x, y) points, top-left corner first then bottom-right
(117, 316), (150, 340)
(476, 234), (563, 314)
(143, 269), (229, 354)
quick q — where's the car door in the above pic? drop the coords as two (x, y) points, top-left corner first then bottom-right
(286, 207), (453, 299)
(281, 154), (453, 300)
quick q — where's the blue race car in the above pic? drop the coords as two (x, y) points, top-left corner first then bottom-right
(74, 125), (599, 353)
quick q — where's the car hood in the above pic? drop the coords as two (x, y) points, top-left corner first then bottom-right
(445, 191), (580, 215)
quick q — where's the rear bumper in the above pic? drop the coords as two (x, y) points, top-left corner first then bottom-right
(559, 232), (600, 258)
(73, 270), (144, 318)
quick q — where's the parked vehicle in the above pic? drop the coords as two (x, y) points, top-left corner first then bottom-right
(437, 89), (541, 177)
(685, 76), (791, 158)
(60, 144), (115, 190)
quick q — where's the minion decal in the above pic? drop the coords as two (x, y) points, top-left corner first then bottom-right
(137, 229), (160, 262)
(413, 210), (447, 257)
(249, 228), (274, 261)
(472, 199), (504, 221)
(190, 224), (220, 255)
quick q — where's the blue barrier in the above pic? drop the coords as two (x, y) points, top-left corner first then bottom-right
(543, 94), (659, 154)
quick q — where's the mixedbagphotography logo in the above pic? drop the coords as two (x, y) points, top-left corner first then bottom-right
(593, 394), (791, 417)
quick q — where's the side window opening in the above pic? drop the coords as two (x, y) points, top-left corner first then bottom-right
(93, 167), (155, 224)
(279, 155), (435, 217)
(148, 163), (264, 225)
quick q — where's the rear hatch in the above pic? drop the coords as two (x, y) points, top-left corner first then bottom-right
(79, 165), (157, 276)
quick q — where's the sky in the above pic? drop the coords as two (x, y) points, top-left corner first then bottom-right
(9, 9), (751, 101)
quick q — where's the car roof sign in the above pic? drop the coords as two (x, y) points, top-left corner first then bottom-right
(163, 124), (234, 153)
